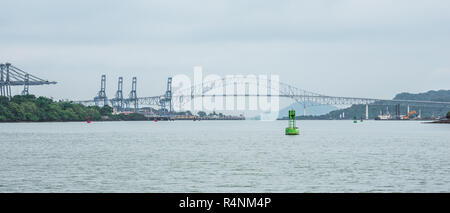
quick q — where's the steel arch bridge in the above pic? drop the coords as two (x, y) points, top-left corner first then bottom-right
(170, 77), (450, 106)
(75, 76), (450, 118)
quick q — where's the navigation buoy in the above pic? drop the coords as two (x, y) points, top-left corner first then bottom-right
(353, 116), (358, 123)
(87, 116), (91, 123)
(285, 110), (299, 135)
(154, 117), (158, 122)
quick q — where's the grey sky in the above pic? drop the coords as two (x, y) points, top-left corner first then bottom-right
(1, 0), (449, 101)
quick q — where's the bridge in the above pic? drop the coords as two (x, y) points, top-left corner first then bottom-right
(0, 63), (57, 97)
(74, 75), (450, 119)
(2, 64), (448, 119)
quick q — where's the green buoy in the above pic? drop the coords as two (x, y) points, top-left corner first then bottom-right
(285, 110), (300, 135)
(353, 116), (358, 123)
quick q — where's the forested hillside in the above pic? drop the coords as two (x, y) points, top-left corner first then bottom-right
(394, 90), (450, 102)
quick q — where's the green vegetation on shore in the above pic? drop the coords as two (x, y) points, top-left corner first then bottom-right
(0, 95), (145, 122)
(447, 111), (450, 119)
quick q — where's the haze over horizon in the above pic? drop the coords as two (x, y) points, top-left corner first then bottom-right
(1, 0), (449, 101)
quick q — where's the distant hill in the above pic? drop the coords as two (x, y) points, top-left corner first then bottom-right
(394, 90), (450, 102)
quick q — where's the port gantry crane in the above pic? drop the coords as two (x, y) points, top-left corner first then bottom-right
(90, 75), (141, 113)
(0, 63), (57, 97)
(127, 77), (138, 112)
(94, 74), (108, 106)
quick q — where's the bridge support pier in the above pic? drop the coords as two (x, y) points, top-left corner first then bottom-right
(366, 104), (369, 120)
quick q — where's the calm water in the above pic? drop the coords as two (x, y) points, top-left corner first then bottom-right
(0, 120), (449, 192)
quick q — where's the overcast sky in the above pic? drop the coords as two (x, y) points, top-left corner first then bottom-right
(1, 0), (449, 101)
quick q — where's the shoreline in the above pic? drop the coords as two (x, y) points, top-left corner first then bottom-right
(2, 119), (448, 124)
(426, 119), (450, 124)
(0, 119), (247, 123)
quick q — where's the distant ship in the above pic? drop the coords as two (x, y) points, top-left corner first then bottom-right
(375, 107), (392, 120)
(376, 114), (392, 120)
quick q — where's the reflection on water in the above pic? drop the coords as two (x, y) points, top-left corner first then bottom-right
(0, 120), (449, 192)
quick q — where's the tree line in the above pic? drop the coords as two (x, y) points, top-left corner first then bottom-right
(0, 95), (145, 122)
